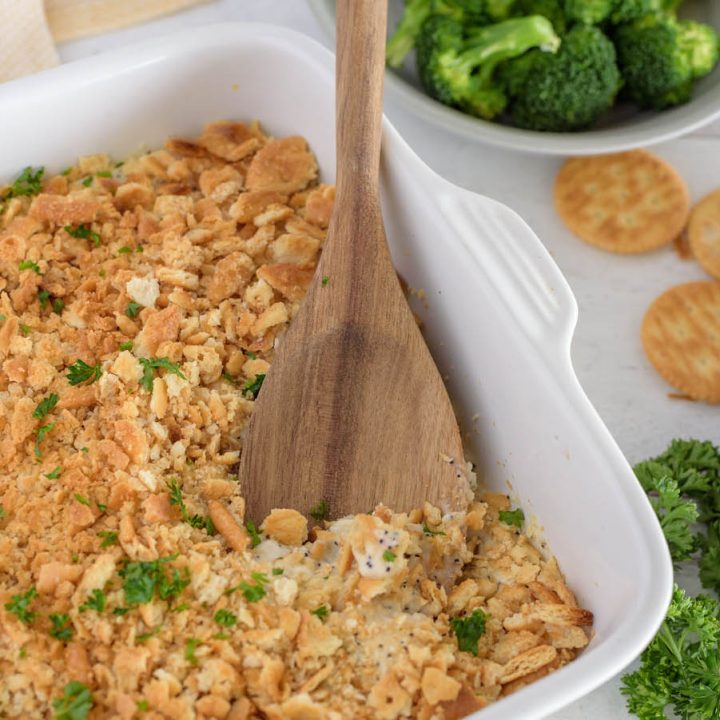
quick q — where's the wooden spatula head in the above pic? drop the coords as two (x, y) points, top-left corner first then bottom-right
(237, 0), (472, 521)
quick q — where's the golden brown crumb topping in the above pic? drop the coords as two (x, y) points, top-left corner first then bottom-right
(0, 122), (591, 720)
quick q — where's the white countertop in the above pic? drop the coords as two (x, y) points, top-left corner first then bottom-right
(58, 3), (720, 718)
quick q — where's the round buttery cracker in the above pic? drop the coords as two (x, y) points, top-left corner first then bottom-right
(641, 281), (720, 403)
(688, 188), (720, 280)
(554, 150), (689, 253)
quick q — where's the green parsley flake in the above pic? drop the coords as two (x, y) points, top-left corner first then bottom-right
(242, 373), (265, 399)
(383, 550), (397, 563)
(74, 493), (90, 506)
(450, 609), (487, 655)
(64, 224), (101, 247)
(117, 246), (132, 254)
(19, 323), (31, 336)
(97, 531), (118, 548)
(61, 167), (72, 176)
(311, 605), (329, 620)
(79, 589), (106, 614)
(322, 275), (329, 287)
(32, 393), (59, 420)
(245, 520), (262, 548)
(52, 680), (93, 720)
(0, 505), (5, 519)
(498, 508), (525, 529)
(422, 523), (446, 536)
(214, 609), (238, 627)
(246, 351), (257, 360)
(49, 613), (74, 642)
(96, 502), (107, 512)
(185, 638), (200, 665)
(126, 301), (142, 318)
(137, 626), (162, 643)
(4, 586), (38, 625)
(309, 499), (329, 522)
(34, 422), (55, 459)
(272, 568), (284, 576)
(138, 357), (185, 391)
(81, 176), (93, 187)
(4, 167), (44, 199)
(66, 359), (102, 386)
(18, 259), (42, 275)
(45, 466), (62, 479)
(52, 298), (65, 315)
(96, 170), (112, 178)
(167, 478), (214, 535)
(137, 699), (150, 712)
(120, 555), (189, 606)
(240, 580), (266, 603)
(119, 341), (133, 351)
(38, 289), (51, 309)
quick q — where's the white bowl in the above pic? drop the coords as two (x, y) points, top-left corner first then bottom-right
(0, 24), (672, 718)
(309, 0), (720, 155)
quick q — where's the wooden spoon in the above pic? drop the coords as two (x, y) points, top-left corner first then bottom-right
(238, 0), (472, 521)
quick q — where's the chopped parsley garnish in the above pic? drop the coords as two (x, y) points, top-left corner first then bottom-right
(19, 323), (31, 336)
(167, 478), (214, 535)
(112, 607), (130, 616)
(66, 359), (102, 386)
(34, 422), (55, 459)
(422, 523), (446, 536)
(5, 586), (38, 625)
(242, 373), (265, 399)
(96, 502), (107, 512)
(119, 555), (190, 606)
(0, 505), (5, 519)
(79, 589), (106, 613)
(52, 298), (64, 314)
(311, 605), (329, 620)
(222, 372), (237, 384)
(136, 700), (149, 712)
(117, 246), (132, 254)
(383, 550), (397, 563)
(81, 176), (93, 187)
(245, 520), (262, 548)
(185, 638), (200, 665)
(138, 357), (185, 391)
(64, 224), (101, 247)
(4, 166), (44, 199)
(450, 609), (487, 655)
(309, 499), (329, 522)
(19, 259), (42, 275)
(49, 613), (74, 641)
(214, 609), (238, 627)
(136, 626), (162, 643)
(52, 680), (93, 720)
(498, 508), (525, 529)
(322, 275), (329, 287)
(95, 170), (112, 178)
(251, 572), (269, 586)
(246, 351), (257, 360)
(126, 301), (142, 318)
(0, 314), (5, 323)
(45, 466), (62, 480)
(38, 289), (50, 308)
(239, 581), (266, 603)
(74, 493), (90, 506)
(171, 603), (189, 613)
(32, 393), (58, 420)
(272, 568), (284, 576)
(61, 167), (72, 176)
(119, 341), (133, 351)
(97, 531), (118, 548)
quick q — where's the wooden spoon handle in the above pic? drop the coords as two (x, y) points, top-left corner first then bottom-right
(335, 0), (388, 199)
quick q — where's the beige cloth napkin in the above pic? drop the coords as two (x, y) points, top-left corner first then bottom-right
(0, 0), (210, 83)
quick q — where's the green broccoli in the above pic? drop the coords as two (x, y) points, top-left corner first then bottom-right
(515, 0), (566, 34)
(615, 15), (720, 109)
(610, 0), (663, 23)
(416, 14), (560, 119)
(562, 0), (613, 25)
(386, 0), (517, 68)
(503, 25), (622, 131)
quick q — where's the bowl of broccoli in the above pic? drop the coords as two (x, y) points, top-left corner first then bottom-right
(309, 0), (720, 155)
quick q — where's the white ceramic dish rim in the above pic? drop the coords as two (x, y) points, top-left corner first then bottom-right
(0, 24), (672, 720)
(308, 0), (720, 156)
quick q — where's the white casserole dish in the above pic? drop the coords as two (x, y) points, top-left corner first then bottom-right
(0, 24), (672, 719)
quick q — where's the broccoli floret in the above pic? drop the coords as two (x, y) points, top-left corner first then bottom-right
(515, 0), (566, 34)
(386, 0), (518, 69)
(503, 25), (622, 131)
(386, 0), (434, 68)
(615, 15), (720, 109)
(416, 15), (560, 119)
(610, 0), (663, 23)
(563, 0), (613, 25)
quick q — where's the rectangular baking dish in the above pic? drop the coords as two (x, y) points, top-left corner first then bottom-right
(0, 24), (672, 719)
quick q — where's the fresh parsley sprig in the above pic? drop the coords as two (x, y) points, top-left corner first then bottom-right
(167, 478), (214, 535)
(52, 681), (93, 720)
(3, 166), (44, 199)
(32, 393), (58, 420)
(66, 359), (102, 386)
(64, 224), (101, 247)
(4, 586), (38, 625)
(139, 357), (185, 391)
(450, 609), (487, 656)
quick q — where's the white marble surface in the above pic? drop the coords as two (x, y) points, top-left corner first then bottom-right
(57, 3), (720, 718)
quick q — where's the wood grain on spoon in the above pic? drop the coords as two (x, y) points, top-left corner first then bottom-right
(238, 0), (472, 520)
